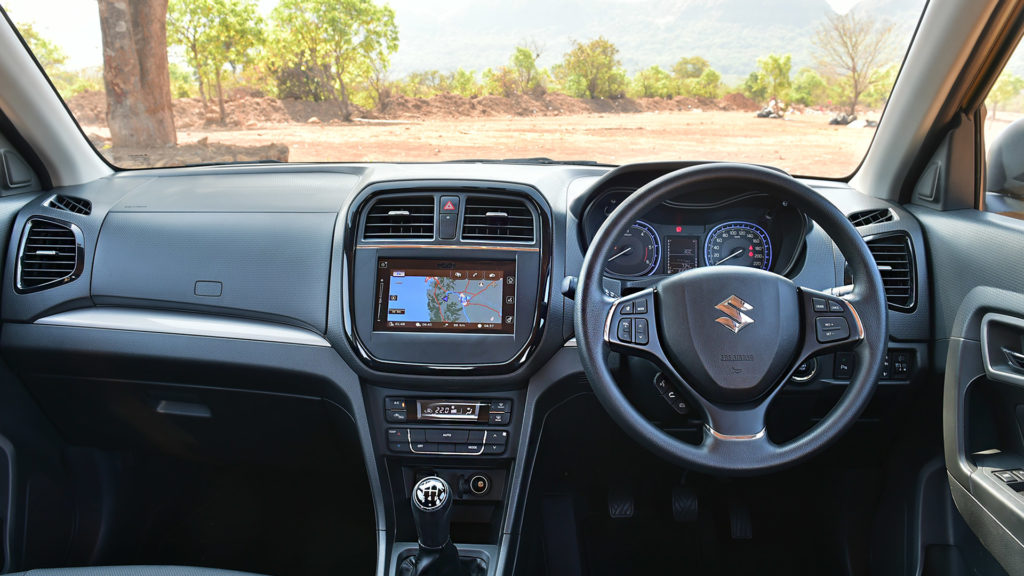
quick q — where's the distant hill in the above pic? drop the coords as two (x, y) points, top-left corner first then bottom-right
(386, 0), (925, 81)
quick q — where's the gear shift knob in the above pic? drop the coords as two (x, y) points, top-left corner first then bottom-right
(411, 476), (453, 549)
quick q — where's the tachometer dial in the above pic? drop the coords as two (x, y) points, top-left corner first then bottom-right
(704, 222), (772, 270)
(606, 221), (661, 277)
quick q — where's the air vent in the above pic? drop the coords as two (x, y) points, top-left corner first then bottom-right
(47, 194), (92, 215)
(866, 233), (915, 310)
(848, 208), (893, 227)
(363, 196), (435, 239)
(16, 217), (83, 292)
(462, 197), (535, 242)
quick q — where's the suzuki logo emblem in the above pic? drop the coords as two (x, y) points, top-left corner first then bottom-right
(714, 295), (754, 334)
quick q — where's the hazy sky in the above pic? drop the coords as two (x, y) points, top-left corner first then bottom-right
(0, 0), (869, 71)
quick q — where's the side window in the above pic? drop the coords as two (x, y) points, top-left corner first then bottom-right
(983, 48), (1024, 219)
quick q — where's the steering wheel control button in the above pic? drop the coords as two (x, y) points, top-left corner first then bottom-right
(653, 373), (670, 395)
(663, 389), (689, 414)
(815, 317), (850, 343)
(620, 302), (634, 314)
(617, 318), (634, 343)
(812, 297), (828, 313)
(634, 318), (649, 345)
(834, 352), (854, 380)
(635, 299), (648, 314)
(827, 300), (845, 313)
(791, 357), (817, 382)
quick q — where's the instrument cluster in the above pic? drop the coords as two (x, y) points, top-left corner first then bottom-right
(582, 188), (809, 279)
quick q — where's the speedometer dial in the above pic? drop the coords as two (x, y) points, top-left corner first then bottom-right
(606, 221), (661, 277)
(704, 222), (773, 270)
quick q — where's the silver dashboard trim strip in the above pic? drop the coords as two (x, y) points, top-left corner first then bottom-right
(34, 308), (332, 347)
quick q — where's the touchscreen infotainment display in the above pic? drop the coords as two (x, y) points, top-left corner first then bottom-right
(373, 258), (517, 333)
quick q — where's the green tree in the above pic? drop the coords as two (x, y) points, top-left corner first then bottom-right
(629, 65), (674, 98)
(988, 72), (1024, 122)
(17, 22), (68, 70)
(450, 68), (481, 98)
(689, 68), (722, 99)
(270, 0), (399, 121)
(757, 53), (792, 103)
(510, 45), (544, 95)
(673, 56), (709, 80)
(741, 71), (767, 103)
(813, 10), (896, 116)
(789, 67), (828, 106)
(552, 37), (626, 99)
(168, 0), (264, 122)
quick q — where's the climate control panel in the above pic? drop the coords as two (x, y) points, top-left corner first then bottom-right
(383, 397), (513, 456)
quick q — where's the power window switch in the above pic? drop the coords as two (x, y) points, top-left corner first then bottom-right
(994, 470), (1023, 489)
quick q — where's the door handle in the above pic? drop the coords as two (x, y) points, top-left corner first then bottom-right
(1002, 347), (1024, 373)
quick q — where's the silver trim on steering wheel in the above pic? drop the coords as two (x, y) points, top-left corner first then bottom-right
(704, 425), (767, 441)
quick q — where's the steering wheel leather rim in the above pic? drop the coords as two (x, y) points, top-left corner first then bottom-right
(574, 163), (888, 476)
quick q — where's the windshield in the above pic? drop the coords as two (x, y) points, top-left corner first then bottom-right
(3, 0), (924, 177)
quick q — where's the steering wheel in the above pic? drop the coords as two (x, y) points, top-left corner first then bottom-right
(574, 163), (888, 475)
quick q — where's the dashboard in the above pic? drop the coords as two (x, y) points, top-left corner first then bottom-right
(0, 159), (933, 576)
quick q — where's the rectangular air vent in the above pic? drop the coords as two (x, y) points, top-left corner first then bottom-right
(47, 194), (92, 215)
(17, 217), (83, 292)
(848, 208), (894, 227)
(461, 197), (535, 242)
(865, 233), (915, 310)
(363, 196), (434, 239)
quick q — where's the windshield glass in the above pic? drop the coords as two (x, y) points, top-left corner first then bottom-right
(3, 0), (924, 176)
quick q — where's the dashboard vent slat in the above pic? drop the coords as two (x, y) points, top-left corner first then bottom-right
(47, 194), (92, 215)
(17, 217), (82, 292)
(363, 196), (435, 239)
(462, 197), (535, 242)
(848, 208), (894, 227)
(865, 233), (915, 310)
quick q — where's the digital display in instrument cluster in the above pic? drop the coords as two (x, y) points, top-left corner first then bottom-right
(665, 236), (700, 274)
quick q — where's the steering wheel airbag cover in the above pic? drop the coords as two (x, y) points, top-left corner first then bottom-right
(658, 266), (801, 403)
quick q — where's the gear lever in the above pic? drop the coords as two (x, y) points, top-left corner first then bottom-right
(403, 476), (464, 576)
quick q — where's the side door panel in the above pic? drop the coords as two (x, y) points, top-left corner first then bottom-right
(911, 206), (1024, 575)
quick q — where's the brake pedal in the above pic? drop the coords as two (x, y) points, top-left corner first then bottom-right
(608, 486), (635, 518)
(729, 499), (753, 540)
(671, 484), (699, 522)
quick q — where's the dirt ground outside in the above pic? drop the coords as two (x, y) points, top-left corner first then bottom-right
(80, 109), (879, 177)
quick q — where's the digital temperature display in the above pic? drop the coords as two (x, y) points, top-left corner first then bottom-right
(415, 399), (490, 423)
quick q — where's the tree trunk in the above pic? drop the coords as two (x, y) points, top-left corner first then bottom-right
(97, 0), (176, 148)
(215, 68), (226, 124)
(338, 78), (352, 122)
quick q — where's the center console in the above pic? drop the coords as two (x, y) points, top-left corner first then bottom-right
(345, 181), (551, 576)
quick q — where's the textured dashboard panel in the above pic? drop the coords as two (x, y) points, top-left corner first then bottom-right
(109, 172), (358, 212)
(92, 212), (336, 332)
